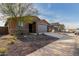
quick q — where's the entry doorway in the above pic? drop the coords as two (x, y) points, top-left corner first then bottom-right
(29, 22), (36, 33)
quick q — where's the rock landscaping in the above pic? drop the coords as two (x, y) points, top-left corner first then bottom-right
(0, 34), (58, 56)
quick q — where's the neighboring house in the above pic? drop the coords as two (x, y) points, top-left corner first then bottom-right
(49, 22), (65, 32)
(47, 24), (53, 32)
(65, 29), (76, 33)
(5, 16), (49, 34)
(65, 25), (76, 33)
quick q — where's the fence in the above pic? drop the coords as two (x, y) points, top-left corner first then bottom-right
(0, 27), (8, 35)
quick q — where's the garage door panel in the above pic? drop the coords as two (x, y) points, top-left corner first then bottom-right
(38, 25), (47, 32)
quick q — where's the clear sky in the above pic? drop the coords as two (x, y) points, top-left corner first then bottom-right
(0, 3), (79, 29)
(34, 3), (79, 29)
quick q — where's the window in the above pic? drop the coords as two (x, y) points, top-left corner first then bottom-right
(18, 21), (24, 27)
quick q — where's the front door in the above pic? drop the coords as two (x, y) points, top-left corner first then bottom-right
(29, 24), (32, 33)
(29, 22), (36, 33)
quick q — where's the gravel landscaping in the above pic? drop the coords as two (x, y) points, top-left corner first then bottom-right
(0, 34), (58, 56)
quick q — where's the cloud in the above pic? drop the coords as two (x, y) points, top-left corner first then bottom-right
(34, 4), (79, 29)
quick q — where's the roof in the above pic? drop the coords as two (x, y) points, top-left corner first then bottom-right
(42, 20), (49, 24)
(5, 16), (41, 26)
(39, 19), (49, 25)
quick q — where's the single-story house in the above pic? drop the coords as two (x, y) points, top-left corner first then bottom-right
(49, 22), (65, 32)
(5, 16), (49, 34)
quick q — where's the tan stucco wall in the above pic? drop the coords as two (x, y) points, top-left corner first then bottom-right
(7, 16), (48, 34)
(8, 19), (17, 34)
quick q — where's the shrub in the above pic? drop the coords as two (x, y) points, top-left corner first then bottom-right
(0, 48), (7, 56)
(15, 30), (24, 35)
(7, 36), (16, 45)
(8, 39), (16, 45)
(13, 38), (16, 40)
(7, 38), (16, 41)
(12, 36), (17, 40)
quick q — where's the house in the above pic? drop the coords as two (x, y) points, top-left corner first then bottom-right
(5, 16), (49, 35)
(65, 28), (76, 33)
(49, 22), (65, 32)
(65, 25), (76, 33)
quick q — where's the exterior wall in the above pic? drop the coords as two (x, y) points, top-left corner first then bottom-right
(36, 22), (38, 33)
(8, 19), (17, 34)
(7, 16), (49, 34)
(24, 23), (29, 33)
(8, 20), (29, 34)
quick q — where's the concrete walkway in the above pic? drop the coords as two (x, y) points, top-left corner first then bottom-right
(27, 33), (76, 56)
(74, 36), (79, 56)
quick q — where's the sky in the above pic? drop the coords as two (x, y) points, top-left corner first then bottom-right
(0, 3), (79, 29)
(34, 3), (79, 29)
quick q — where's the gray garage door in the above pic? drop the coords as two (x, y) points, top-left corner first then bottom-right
(38, 25), (47, 32)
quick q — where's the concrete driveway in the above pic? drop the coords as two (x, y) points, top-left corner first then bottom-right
(44, 32), (71, 39)
(27, 32), (76, 56)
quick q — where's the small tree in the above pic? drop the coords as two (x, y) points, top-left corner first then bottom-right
(0, 3), (38, 25)
(59, 24), (65, 32)
(0, 3), (38, 35)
